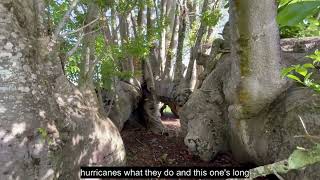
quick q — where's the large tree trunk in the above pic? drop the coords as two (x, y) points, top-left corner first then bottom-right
(183, 0), (209, 90)
(182, 36), (320, 177)
(227, 0), (286, 118)
(181, 0), (320, 179)
(0, 1), (125, 179)
(101, 82), (142, 130)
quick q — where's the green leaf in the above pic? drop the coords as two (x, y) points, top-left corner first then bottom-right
(295, 66), (308, 76)
(282, 49), (320, 93)
(202, 9), (221, 27)
(288, 144), (320, 169)
(277, 1), (320, 27)
(302, 63), (315, 69)
(287, 74), (303, 83)
(305, 72), (313, 80)
(307, 54), (318, 59)
(37, 128), (48, 143)
(281, 66), (295, 77)
(278, 0), (294, 10)
(304, 72), (313, 86)
(313, 59), (320, 65)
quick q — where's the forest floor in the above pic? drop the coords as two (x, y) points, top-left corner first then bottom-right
(121, 113), (277, 180)
(121, 113), (239, 167)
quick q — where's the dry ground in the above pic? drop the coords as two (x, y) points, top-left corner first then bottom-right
(120, 114), (277, 180)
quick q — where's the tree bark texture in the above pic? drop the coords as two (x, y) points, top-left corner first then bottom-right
(0, 1), (125, 179)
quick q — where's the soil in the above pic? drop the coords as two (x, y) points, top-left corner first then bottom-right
(121, 113), (278, 180)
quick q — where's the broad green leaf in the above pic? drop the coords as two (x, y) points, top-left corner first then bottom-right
(313, 58), (320, 65)
(302, 63), (315, 69)
(278, 0), (295, 11)
(287, 74), (303, 83)
(281, 66), (295, 77)
(296, 66), (308, 76)
(307, 54), (318, 59)
(277, 1), (320, 27)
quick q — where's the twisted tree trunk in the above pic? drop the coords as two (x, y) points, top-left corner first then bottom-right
(181, 0), (320, 179)
(0, 1), (125, 179)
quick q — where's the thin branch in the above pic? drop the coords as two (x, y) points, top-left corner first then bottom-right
(53, 0), (80, 38)
(297, 115), (318, 144)
(88, 55), (99, 79)
(106, 61), (119, 117)
(130, 13), (138, 38)
(66, 27), (103, 58)
(298, 115), (309, 136)
(61, 16), (101, 36)
(294, 135), (320, 140)
(272, 168), (285, 180)
(105, 81), (117, 117)
(66, 34), (83, 58)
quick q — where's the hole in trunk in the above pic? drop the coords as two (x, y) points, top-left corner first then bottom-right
(159, 103), (181, 136)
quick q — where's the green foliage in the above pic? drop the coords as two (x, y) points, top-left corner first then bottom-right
(47, 0), (86, 34)
(307, 49), (320, 64)
(281, 49), (320, 92)
(46, 0), (87, 84)
(95, 0), (114, 9)
(37, 128), (53, 144)
(277, 1), (320, 27)
(95, 35), (107, 56)
(147, 19), (167, 44)
(47, 0), (70, 27)
(187, 9), (221, 47)
(288, 144), (320, 169)
(163, 105), (172, 113)
(65, 54), (81, 83)
(124, 35), (150, 59)
(97, 41), (141, 90)
(279, 17), (320, 38)
(188, 21), (200, 47)
(277, 0), (320, 38)
(100, 58), (117, 90)
(99, 57), (139, 90)
(202, 9), (222, 27)
(116, 0), (138, 14)
(95, 36), (121, 89)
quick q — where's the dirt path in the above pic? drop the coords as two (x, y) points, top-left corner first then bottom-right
(120, 116), (277, 179)
(121, 116), (240, 167)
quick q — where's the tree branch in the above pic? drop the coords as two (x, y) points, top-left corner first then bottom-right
(61, 16), (101, 37)
(53, 0), (80, 38)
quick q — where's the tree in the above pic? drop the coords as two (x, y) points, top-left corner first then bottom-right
(181, 0), (320, 179)
(0, 1), (125, 179)
(2, 0), (318, 179)
(85, 0), (223, 132)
